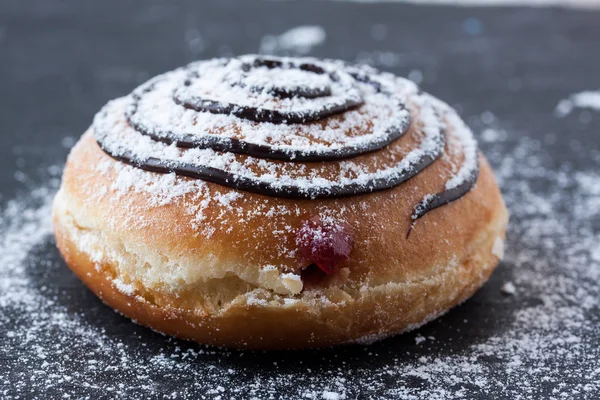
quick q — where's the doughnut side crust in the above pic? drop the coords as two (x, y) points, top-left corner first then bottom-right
(52, 133), (508, 349)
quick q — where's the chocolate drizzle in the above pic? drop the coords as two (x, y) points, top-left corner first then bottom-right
(93, 55), (480, 228)
(125, 57), (410, 162)
(97, 129), (445, 199)
(174, 58), (364, 124)
(407, 163), (480, 237)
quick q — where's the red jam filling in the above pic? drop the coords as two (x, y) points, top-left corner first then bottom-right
(296, 217), (353, 275)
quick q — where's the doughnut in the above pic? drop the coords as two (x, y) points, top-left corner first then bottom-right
(52, 55), (509, 349)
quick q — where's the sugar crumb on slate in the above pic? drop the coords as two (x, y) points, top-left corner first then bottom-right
(1, 124), (599, 398)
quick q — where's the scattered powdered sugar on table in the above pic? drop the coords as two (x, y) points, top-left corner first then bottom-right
(555, 90), (600, 117)
(500, 281), (516, 295)
(0, 184), (57, 310)
(2, 118), (600, 398)
(259, 26), (326, 56)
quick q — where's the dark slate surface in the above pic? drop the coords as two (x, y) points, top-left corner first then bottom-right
(1, 1), (599, 399)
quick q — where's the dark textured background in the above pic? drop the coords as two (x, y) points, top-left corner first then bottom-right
(1, 1), (599, 399)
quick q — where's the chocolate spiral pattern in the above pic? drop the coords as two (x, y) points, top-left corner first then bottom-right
(174, 58), (364, 124)
(93, 55), (479, 228)
(123, 57), (410, 161)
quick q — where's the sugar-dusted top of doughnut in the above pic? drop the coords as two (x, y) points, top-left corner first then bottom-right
(93, 55), (479, 227)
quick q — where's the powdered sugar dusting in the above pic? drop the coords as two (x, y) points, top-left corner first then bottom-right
(3, 120), (599, 397)
(122, 57), (405, 156)
(0, 184), (57, 310)
(500, 281), (516, 295)
(95, 56), (474, 201)
(555, 90), (600, 117)
(259, 26), (326, 56)
(431, 97), (478, 191)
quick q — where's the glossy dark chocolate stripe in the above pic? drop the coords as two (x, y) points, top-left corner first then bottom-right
(96, 126), (446, 199)
(173, 89), (361, 125)
(126, 60), (411, 162)
(231, 58), (332, 99)
(94, 56), (480, 231)
(126, 102), (411, 162)
(407, 159), (480, 237)
(173, 93), (362, 125)
(174, 57), (363, 124)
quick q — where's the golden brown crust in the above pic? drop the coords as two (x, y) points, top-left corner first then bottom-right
(60, 133), (504, 275)
(52, 132), (508, 349)
(54, 206), (503, 349)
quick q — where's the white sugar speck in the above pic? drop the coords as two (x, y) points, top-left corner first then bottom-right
(481, 128), (506, 143)
(555, 90), (600, 117)
(500, 281), (516, 295)
(322, 391), (344, 400)
(492, 236), (505, 259)
(259, 26), (326, 55)
(185, 28), (205, 55)
(415, 335), (426, 344)
(2, 97), (600, 399)
(113, 277), (135, 295)
(407, 69), (423, 85)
